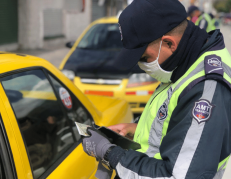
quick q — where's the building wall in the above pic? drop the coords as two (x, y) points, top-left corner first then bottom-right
(0, 0), (129, 51)
(91, 0), (126, 22)
(65, 0), (91, 41)
(0, 0), (18, 51)
(0, 0), (91, 51)
(18, 0), (43, 50)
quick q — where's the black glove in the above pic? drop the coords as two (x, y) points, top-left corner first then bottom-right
(82, 127), (116, 160)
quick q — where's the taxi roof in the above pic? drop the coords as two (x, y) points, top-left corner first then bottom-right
(0, 52), (52, 74)
(91, 16), (118, 25)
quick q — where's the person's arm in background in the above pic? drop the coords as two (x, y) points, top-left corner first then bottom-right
(198, 16), (208, 30)
(108, 123), (137, 140)
(107, 80), (231, 179)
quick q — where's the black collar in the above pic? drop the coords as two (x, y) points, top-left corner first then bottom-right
(160, 21), (209, 83)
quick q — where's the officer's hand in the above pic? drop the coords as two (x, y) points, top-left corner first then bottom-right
(108, 123), (137, 140)
(82, 127), (116, 160)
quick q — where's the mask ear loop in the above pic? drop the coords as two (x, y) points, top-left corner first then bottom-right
(139, 39), (163, 65)
(157, 39), (174, 74)
(157, 40), (163, 60)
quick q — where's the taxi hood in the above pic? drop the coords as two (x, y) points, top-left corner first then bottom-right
(86, 95), (133, 126)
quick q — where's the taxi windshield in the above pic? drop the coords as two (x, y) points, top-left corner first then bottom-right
(63, 23), (143, 78)
(77, 23), (123, 50)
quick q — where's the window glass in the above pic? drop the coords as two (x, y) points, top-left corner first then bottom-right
(63, 23), (143, 79)
(1, 70), (76, 179)
(48, 73), (94, 131)
(78, 23), (123, 50)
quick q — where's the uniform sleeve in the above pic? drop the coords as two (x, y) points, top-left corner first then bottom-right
(108, 80), (231, 179)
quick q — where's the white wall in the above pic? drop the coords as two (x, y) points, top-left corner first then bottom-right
(18, 0), (43, 49)
(17, 0), (91, 50)
(65, 0), (92, 41)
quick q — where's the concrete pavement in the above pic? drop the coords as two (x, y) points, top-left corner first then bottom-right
(11, 43), (69, 68)
(37, 48), (69, 68)
(221, 25), (231, 54)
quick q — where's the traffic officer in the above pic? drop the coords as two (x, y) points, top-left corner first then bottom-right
(82, 0), (231, 178)
(188, 5), (216, 32)
(187, 5), (201, 22)
(209, 13), (221, 29)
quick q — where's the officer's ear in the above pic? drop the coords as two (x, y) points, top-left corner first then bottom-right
(162, 36), (178, 53)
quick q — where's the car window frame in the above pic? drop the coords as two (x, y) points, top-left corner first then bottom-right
(43, 68), (78, 141)
(0, 113), (17, 179)
(0, 66), (94, 179)
(44, 69), (95, 126)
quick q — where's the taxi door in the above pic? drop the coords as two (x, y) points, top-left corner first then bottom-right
(0, 68), (99, 179)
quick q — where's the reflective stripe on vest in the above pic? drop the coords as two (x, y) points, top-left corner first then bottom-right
(134, 48), (231, 161)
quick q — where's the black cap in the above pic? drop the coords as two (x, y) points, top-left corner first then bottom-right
(115, 0), (187, 71)
(187, 5), (199, 16)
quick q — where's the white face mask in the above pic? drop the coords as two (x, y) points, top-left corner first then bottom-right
(138, 40), (173, 83)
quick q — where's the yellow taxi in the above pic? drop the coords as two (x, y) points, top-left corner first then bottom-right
(0, 52), (133, 179)
(59, 17), (160, 115)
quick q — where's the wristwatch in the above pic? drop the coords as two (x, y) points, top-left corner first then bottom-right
(101, 146), (115, 171)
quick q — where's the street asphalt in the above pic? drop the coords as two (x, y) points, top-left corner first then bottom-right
(221, 25), (231, 54)
(37, 47), (70, 68)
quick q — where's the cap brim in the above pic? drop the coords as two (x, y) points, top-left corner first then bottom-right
(114, 44), (148, 71)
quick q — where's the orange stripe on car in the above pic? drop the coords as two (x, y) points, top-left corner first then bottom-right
(85, 90), (114, 97)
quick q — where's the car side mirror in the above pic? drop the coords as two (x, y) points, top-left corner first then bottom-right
(65, 41), (75, 48)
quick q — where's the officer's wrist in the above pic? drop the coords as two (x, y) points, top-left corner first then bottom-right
(107, 146), (126, 169)
(101, 146), (116, 170)
(103, 146), (116, 161)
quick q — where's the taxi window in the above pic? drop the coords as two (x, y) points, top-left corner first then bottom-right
(1, 70), (78, 178)
(47, 73), (94, 127)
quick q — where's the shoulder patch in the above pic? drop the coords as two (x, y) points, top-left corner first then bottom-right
(157, 102), (168, 121)
(204, 55), (223, 75)
(192, 99), (214, 124)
